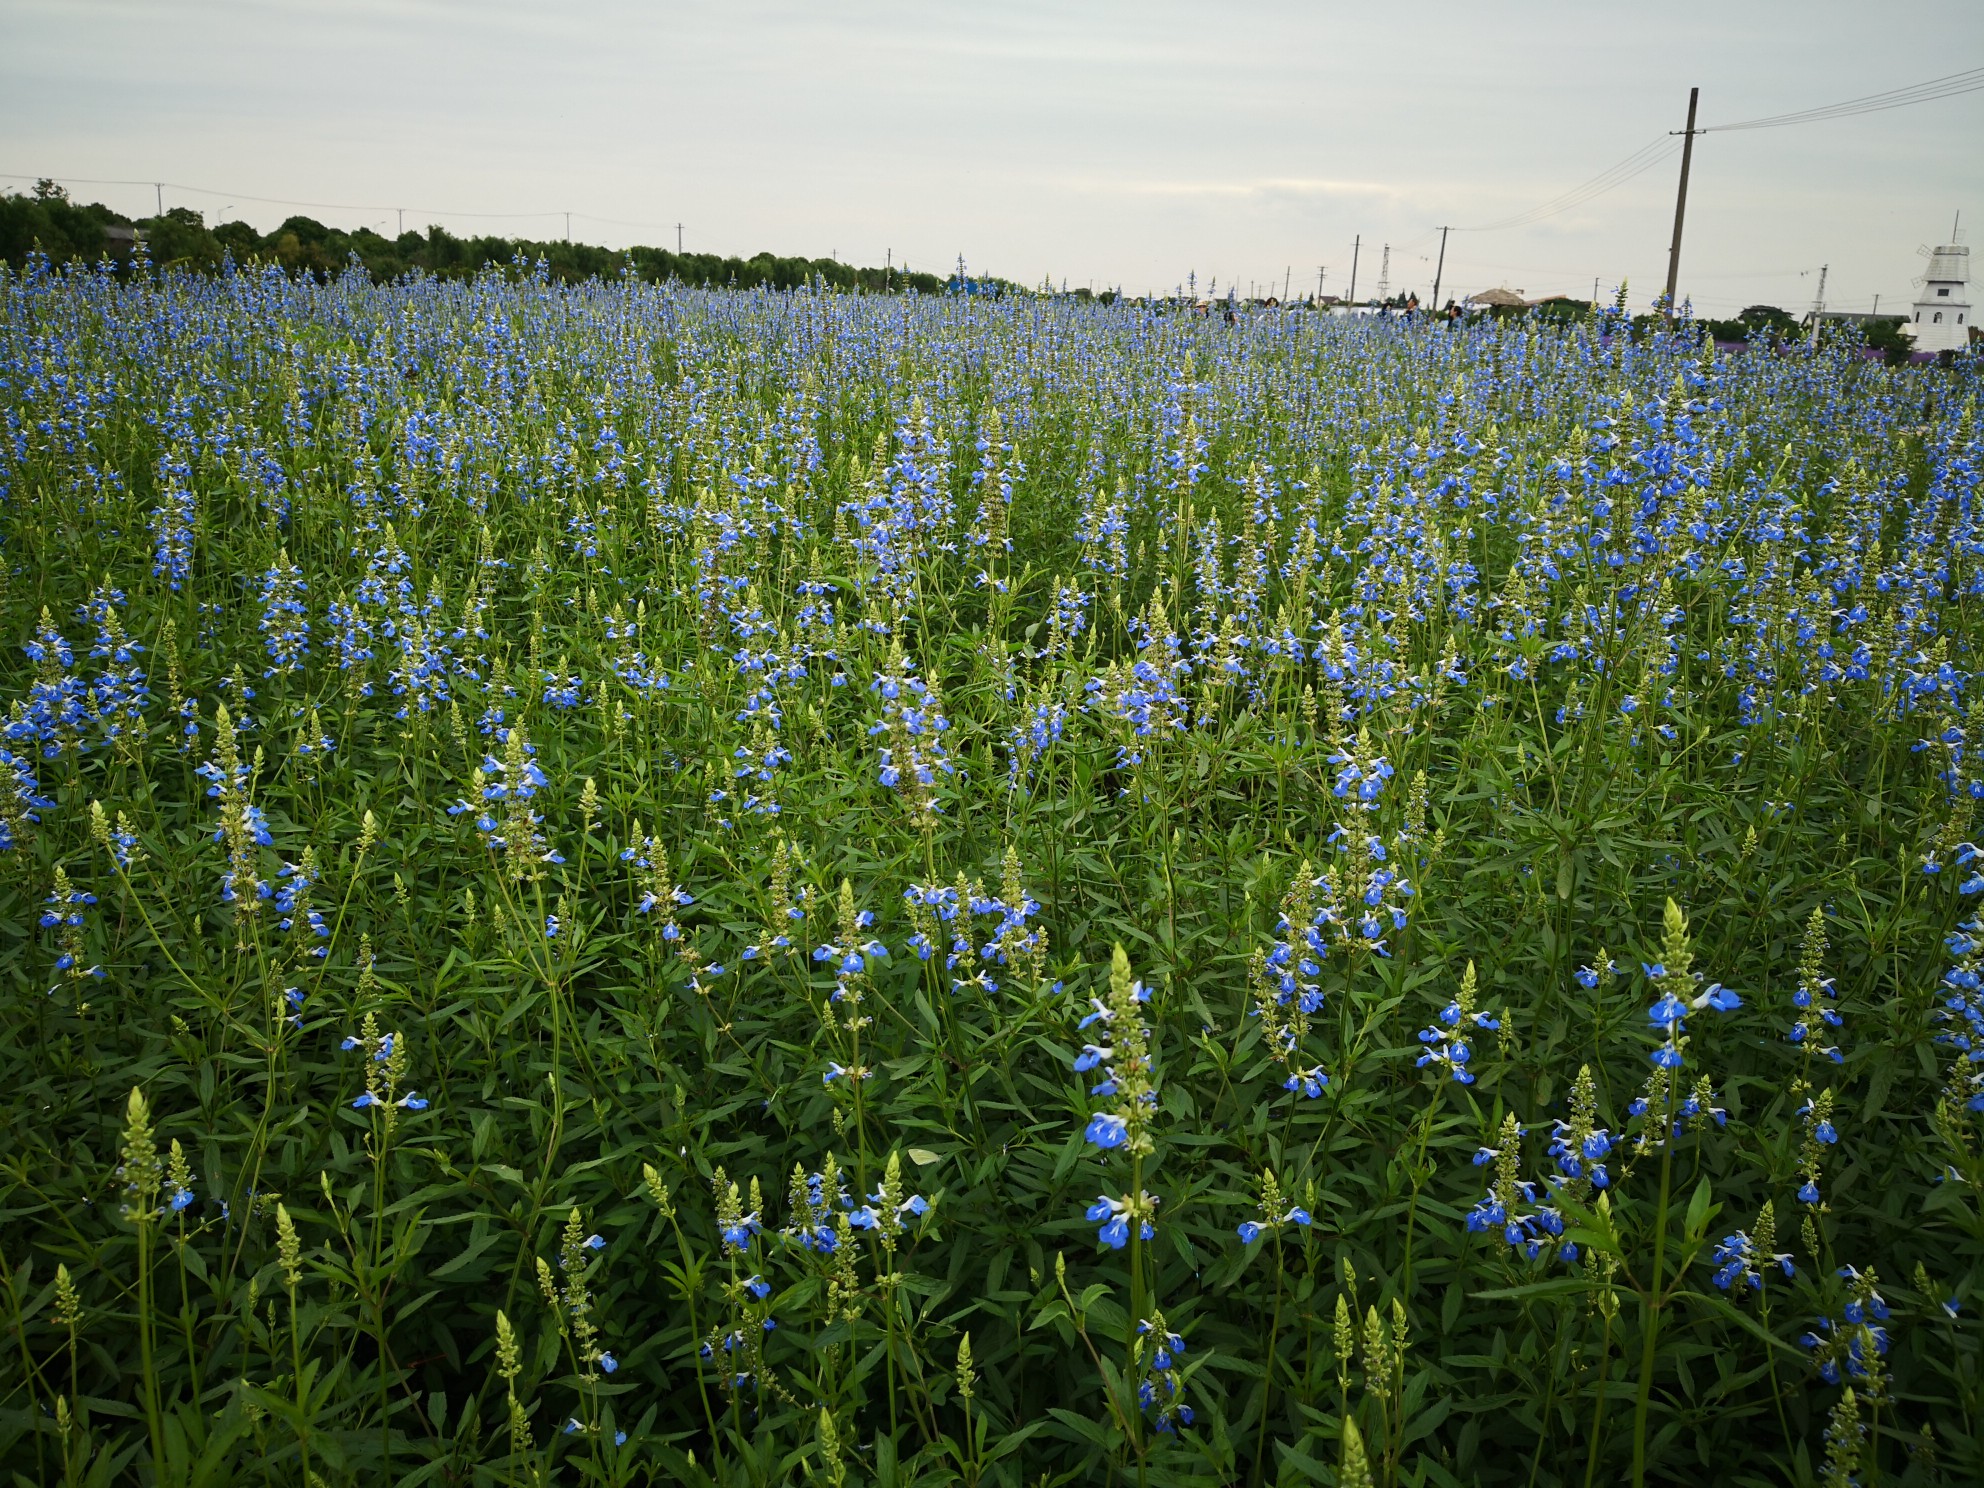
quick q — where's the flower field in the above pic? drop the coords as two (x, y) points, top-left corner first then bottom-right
(2, 257), (1983, 1486)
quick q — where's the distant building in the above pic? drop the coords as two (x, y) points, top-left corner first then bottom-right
(1807, 310), (1907, 328)
(1464, 287), (1527, 309)
(103, 224), (140, 255)
(1908, 240), (1971, 354)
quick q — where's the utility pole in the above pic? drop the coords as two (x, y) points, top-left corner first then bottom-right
(1348, 235), (1360, 304)
(885, 247), (891, 291)
(1317, 265), (1325, 301)
(1872, 293), (1881, 318)
(564, 211), (570, 242)
(1809, 262), (1828, 349)
(1662, 86), (1701, 320)
(1283, 265), (1291, 302)
(675, 222), (684, 254)
(1430, 226), (1450, 314)
(397, 207), (404, 236)
(154, 182), (162, 216)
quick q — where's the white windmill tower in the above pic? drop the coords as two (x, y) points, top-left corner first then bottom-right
(1908, 218), (1971, 354)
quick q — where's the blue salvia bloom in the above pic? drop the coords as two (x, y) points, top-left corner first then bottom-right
(1076, 945), (1161, 1248)
(1465, 1113), (1565, 1261)
(1249, 861), (1333, 1086)
(1935, 913), (1984, 1110)
(1084, 1192), (1155, 1250)
(1573, 952), (1615, 990)
(259, 551), (310, 678)
(782, 1157), (848, 1253)
(22, 609), (88, 759)
(1074, 947), (1155, 1151)
(1135, 1314), (1194, 1434)
(1801, 1266), (1891, 1384)
(1638, 900), (1740, 1082)
(326, 596), (375, 696)
(1789, 907), (1841, 1064)
(1417, 961), (1497, 1085)
(1710, 1205), (1792, 1296)
(711, 1168), (763, 1253)
(848, 1153), (930, 1237)
(1795, 1088), (1838, 1205)
(1235, 1169), (1312, 1244)
(868, 642), (953, 819)
(81, 585), (147, 746)
(149, 445), (196, 590)
(1544, 1066), (1614, 1209)
(0, 745), (55, 853)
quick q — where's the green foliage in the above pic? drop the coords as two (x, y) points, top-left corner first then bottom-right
(0, 188), (993, 295)
(0, 262), (1979, 1488)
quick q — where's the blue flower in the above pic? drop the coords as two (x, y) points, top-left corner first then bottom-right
(1085, 1111), (1129, 1149)
(1693, 982), (1741, 1012)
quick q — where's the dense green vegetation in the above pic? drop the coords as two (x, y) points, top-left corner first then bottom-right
(0, 257), (1981, 1487)
(0, 181), (968, 294)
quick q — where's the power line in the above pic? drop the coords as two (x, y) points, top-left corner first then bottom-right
(0, 171), (580, 226)
(1704, 64), (1984, 132)
(1455, 136), (1680, 233)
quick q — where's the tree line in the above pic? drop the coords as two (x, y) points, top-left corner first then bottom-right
(0, 180), (1001, 295)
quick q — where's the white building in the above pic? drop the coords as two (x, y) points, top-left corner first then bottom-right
(1909, 241), (1971, 354)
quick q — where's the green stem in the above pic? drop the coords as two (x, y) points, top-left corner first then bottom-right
(1251, 1232), (1285, 1488)
(1584, 1299), (1615, 1488)
(136, 1218), (163, 1482)
(1629, 1124), (1676, 1488)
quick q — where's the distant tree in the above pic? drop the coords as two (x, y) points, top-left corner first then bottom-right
(1860, 317), (1913, 367)
(1737, 305), (1799, 337)
(214, 220), (260, 260)
(142, 207), (223, 269)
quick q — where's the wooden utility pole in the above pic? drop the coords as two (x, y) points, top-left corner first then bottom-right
(1662, 86), (1701, 320)
(1430, 226), (1450, 314)
(1348, 235), (1360, 303)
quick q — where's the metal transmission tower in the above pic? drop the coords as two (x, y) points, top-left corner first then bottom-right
(1376, 244), (1390, 302)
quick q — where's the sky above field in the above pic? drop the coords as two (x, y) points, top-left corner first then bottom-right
(3, 0), (1980, 316)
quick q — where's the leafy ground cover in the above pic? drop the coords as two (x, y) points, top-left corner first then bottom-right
(1, 257), (1982, 1486)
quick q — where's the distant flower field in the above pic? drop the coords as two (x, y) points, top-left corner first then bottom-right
(2, 255), (1982, 1486)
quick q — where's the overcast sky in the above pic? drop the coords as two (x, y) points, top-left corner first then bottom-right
(3, 0), (1980, 315)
